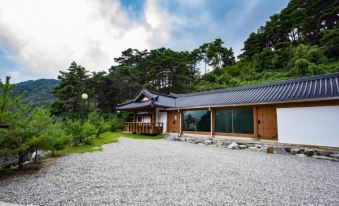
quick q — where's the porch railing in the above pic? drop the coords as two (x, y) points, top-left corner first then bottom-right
(124, 122), (163, 135)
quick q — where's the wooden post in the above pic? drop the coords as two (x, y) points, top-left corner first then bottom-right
(179, 110), (183, 136)
(253, 106), (259, 139)
(209, 107), (215, 139)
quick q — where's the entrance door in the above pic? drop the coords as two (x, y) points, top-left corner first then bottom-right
(258, 107), (277, 139)
(167, 111), (180, 133)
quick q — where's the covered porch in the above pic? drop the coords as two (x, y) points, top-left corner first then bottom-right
(124, 122), (164, 135)
(116, 89), (175, 135)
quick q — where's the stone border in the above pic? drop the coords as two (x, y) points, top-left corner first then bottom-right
(165, 135), (339, 162)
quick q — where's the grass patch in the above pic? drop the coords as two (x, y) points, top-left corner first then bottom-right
(61, 132), (162, 154)
(63, 132), (119, 154)
(120, 132), (163, 140)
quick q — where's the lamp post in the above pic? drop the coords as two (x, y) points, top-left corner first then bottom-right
(81, 93), (88, 124)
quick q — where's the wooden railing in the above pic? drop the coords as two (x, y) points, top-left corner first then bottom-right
(124, 122), (163, 135)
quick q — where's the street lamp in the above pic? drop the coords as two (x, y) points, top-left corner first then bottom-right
(81, 93), (88, 123)
(81, 93), (88, 100)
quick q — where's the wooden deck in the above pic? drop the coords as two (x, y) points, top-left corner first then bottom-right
(124, 122), (164, 135)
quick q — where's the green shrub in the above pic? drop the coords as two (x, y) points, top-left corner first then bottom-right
(82, 121), (98, 145)
(293, 59), (311, 75)
(62, 119), (83, 145)
(109, 117), (124, 131)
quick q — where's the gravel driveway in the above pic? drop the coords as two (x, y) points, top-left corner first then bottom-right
(1, 138), (338, 206)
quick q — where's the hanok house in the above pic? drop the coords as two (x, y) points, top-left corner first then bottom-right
(116, 73), (339, 147)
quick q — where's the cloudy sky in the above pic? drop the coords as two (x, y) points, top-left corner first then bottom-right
(0, 0), (289, 83)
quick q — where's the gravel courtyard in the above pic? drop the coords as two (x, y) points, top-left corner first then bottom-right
(1, 138), (338, 206)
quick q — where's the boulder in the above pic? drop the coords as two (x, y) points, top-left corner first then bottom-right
(204, 139), (212, 145)
(315, 150), (331, 156)
(273, 147), (288, 155)
(31, 150), (49, 160)
(304, 148), (315, 157)
(180, 137), (186, 141)
(173, 136), (181, 141)
(290, 148), (300, 155)
(312, 155), (338, 162)
(215, 141), (224, 147)
(246, 143), (256, 147)
(248, 146), (257, 150)
(255, 144), (262, 149)
(239, 145), (248, 149)
(266, 146), (274, 154)
(227, 142), (239, 149)
(296, 154), (307, 158)
(284, 147), (291, 153)
(329, 153), (339, 159)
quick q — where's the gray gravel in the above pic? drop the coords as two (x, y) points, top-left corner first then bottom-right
(1, 138), (338, 206)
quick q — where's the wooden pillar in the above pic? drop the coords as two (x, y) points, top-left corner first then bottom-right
(209, 107), (215, 139)
(179, 109), (183, 136)
(151, 109), (156, 123)
(253, 106), (259, 139)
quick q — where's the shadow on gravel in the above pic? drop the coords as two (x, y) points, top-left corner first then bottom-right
(0, 158), (54, 181)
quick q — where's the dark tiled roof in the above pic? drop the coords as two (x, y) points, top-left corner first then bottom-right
(116, 72), (339, 110)
(174, 72), (339, 108)
(116, 89), (176, 110)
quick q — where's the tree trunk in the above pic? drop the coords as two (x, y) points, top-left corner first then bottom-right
(17, 153), (25, 170)
(34, 149), (38, 163)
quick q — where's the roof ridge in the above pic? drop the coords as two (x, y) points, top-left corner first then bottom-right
(143, 88), (177, 98)
(173, 72), (339, 97)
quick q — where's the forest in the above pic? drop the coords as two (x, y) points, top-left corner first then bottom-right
(0, 0), (338, 169)
(51, 0), (339, 115)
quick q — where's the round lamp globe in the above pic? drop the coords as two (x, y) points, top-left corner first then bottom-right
(81, 93), (88, 100)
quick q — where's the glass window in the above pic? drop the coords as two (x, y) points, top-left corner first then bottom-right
(215, 108), (253, 134)
(183, 110), (210, 132)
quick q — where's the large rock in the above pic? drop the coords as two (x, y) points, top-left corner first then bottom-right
(296, 154), (307, 158)
(31, 150), (49, 160)
(215, 141), (224, 147)
(315, 150), (331, 156)
(227, 142), (239, 149)
(173, 136), (181, 141)
(239, 144), (248, 149)
(290, 148), (300, 155)
(312, 155), (338, 162)
(304, 148), (315, 157)
(266, 146), (274, 154)
(255, 144), (262, 149)
(204, 139), (212, 145)
(273, 147), (288, 155)
(329, 153), (339, 159)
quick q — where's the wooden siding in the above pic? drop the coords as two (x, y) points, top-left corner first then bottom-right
(167, 110), (180, 133)
(257, 106), (277, 139)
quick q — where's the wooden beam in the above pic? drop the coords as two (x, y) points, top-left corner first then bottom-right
(179, 109), (183, 136)
(253, 106), (259, 139)
(210, 108), (215, 139)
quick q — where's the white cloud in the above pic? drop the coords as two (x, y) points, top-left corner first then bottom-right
(0, 0), (170, 80)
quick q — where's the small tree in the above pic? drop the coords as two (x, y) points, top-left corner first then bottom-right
(42, 123), (70, 156)
(0, 76), (32, 169)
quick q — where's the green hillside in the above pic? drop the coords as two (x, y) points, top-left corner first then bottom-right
(12, 79), (59, 108)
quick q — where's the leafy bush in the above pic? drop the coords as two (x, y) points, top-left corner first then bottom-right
(293, 59), (311, 75)
(42, 123), (71, 156)
(87, 112), (110, 136)
(109, 117), (124, 131)
(62, 119), (83, 145)
(82, 121), (97, 145)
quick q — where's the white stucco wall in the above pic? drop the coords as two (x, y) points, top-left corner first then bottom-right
(142, 116), (151, 123)
(158, 111), (167, 133)
(277, 106), (339, 147)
